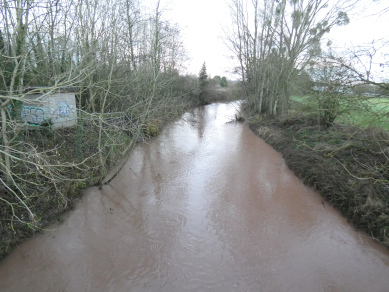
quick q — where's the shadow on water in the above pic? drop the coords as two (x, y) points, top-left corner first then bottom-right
(0, 101), (389, 292)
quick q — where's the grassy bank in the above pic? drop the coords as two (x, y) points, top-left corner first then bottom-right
(246, 99), (389, 246)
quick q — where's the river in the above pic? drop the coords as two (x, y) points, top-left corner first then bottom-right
(0, 101), (388, 291)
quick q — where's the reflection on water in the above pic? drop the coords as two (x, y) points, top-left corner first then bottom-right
(1, 101), (389, 292)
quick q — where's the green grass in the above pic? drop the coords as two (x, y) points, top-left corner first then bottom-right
(291, 95), (389, 131)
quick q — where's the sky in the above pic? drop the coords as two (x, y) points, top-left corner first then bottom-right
(164, 0), (232, 78)
(327, 1), (389, 47)
(155, 0), (389, 80)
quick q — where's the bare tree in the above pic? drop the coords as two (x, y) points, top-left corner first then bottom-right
(226, 0), (357, 115)
(0, 0), (194, 252)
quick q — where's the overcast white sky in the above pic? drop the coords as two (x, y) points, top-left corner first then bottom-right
(163, 0), (232, 78)
(328, 1), (389, 47)
(154, 0), (389, 79)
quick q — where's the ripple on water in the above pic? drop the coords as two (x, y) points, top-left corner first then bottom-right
(0, 101), (388, 292)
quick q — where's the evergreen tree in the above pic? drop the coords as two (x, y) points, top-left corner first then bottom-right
(213, 75), (221, 86)
(198, 62), (208, 104)
(220, 76), (228, 87)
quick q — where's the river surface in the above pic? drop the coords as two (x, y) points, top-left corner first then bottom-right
(1, 102), (389, 291)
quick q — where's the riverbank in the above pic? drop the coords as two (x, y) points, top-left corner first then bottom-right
(0, 99), (191, 260)
(2, 101), (388, 292)
(0, 87), (235, 261)
(246, 103), (389, 247)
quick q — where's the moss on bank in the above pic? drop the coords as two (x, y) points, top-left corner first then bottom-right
(247, 107), (389, 247)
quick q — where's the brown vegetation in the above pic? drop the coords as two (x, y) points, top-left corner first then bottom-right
(0, 0), (203, 260)
(247, 106), (389, 246)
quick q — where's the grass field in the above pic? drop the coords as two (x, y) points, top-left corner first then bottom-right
(291, 95), (389, 131)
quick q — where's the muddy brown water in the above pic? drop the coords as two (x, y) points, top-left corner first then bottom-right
(1, 102), (389, 292)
